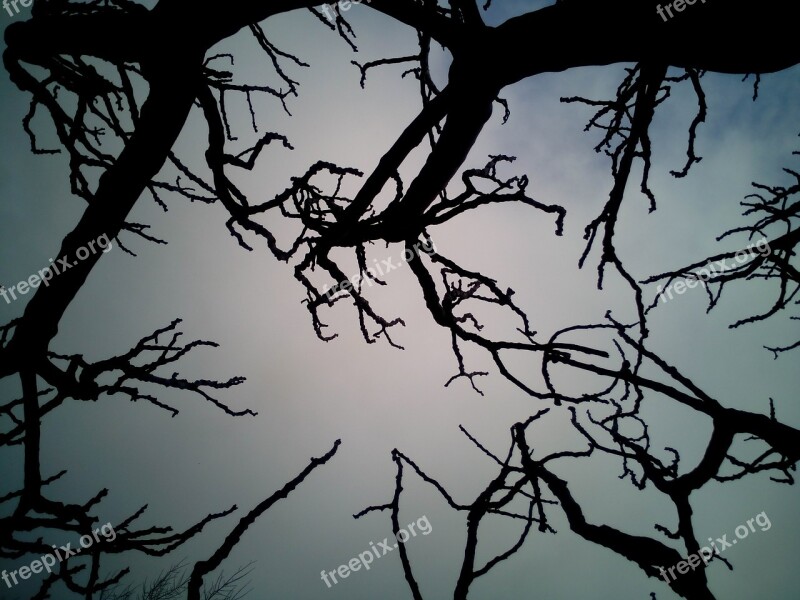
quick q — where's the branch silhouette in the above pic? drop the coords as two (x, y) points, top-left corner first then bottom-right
(1, 0), (798, 597)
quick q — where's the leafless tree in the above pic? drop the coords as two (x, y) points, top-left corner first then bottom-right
(1, 0), (798, 598)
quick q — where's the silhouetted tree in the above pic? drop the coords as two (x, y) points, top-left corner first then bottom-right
(1, 0), (798, 598)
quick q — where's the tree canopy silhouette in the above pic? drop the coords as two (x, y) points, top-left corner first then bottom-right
(1, 1), (799, 599)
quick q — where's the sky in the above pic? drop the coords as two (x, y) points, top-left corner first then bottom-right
(1, 1), (799, 599)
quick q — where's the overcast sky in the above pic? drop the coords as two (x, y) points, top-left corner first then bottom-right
(1, 2), (799, 599)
